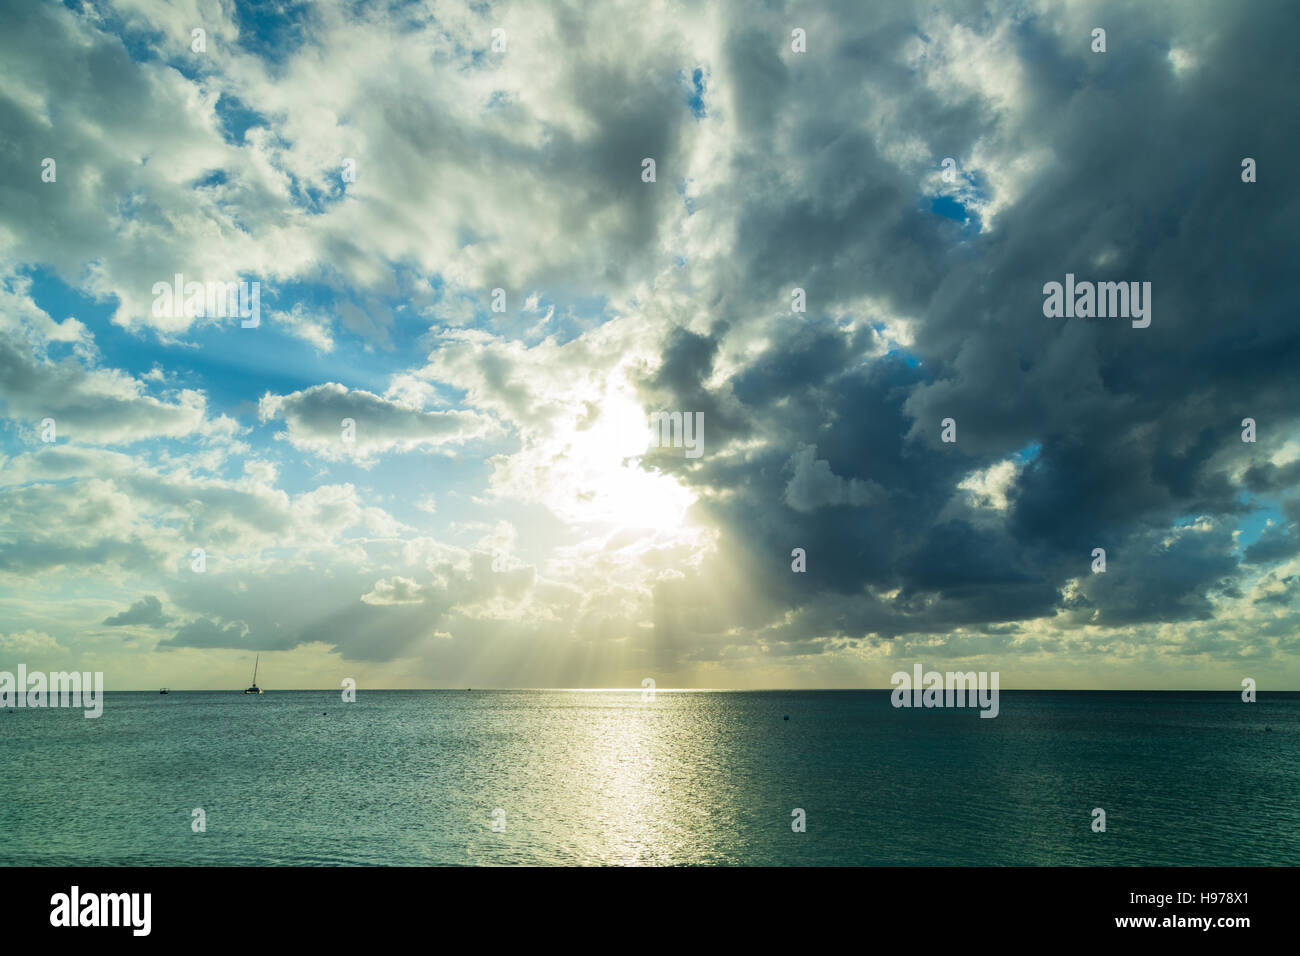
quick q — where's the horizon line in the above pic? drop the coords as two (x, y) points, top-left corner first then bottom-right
(99, 686), (1300, 693)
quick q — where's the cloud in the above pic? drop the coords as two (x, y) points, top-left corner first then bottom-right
(0, 630), (63, 654)
(103, 594), (171, 627)
(0, 446), (402, 579)
(360, 576), (426, 606)
(0, 279), (212, 444)
(161, 617), (251, 650)
(259, 383), (496, 462)
(784, 444), (884, 512)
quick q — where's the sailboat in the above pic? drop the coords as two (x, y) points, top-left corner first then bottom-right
(243, 654), (263, 694)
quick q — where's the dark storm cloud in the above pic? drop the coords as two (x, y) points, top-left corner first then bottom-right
(641, 0), (1300, 647)
(1065, 524), (1241, 626)
(1244, 524), (1300, 566)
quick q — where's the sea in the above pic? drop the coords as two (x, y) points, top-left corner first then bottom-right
(1, 690), (1296, 866)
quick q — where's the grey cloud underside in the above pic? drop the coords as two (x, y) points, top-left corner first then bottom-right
(0, 331), (205, 444)
(260, 382), (490, 449)
(103, 594), (170, 627)
(158, 554), (536, 662)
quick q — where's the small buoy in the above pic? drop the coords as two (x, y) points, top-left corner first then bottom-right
(1265, 725), (1272, 732)
(783, 715), (789, 720)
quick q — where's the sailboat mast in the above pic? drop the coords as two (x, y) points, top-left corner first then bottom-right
(252, 654), (258, 685)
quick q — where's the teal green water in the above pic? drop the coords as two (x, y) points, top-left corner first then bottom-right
(1, 690), (1296, 865)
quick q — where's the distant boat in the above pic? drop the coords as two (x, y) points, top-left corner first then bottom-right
(243, 654), (263, 695)
(159, 688), (169, 695)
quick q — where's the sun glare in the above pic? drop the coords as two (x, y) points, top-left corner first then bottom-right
(559, 390), (697, 532)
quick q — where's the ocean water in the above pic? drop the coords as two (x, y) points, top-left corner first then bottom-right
(1, 690), (1297, 866)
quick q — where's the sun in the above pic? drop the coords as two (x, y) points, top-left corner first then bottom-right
(557, 390), (697, 533)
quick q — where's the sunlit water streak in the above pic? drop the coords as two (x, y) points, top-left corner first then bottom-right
(2, 690), (1296, 865)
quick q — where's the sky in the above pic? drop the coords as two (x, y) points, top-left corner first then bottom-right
(0, 0), (1297, 690)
